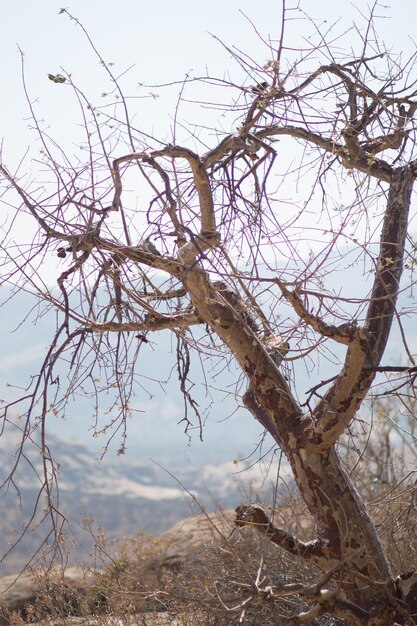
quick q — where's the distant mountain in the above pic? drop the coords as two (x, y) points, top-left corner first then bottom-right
(0, 430), (283, 575)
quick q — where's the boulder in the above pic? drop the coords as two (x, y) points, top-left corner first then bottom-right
(151, 508), (235, 567)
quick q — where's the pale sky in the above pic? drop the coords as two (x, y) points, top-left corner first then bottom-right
(1, 0), (417, 467)
(2, 0), (416, 163)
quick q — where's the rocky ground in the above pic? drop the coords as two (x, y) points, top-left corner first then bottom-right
(0, 510), (237, 626)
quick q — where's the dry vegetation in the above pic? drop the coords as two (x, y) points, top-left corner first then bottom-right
(4, 412), (415, 626)
(1, 1), (417, 623)
(8, 496), (415, 626)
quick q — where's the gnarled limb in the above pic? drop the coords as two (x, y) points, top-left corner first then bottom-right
(276, 278), (366, 345)
(86, 311), (200, 333)
(312, 166), (415, 445)
(256, 124), (393, 182)
(93, 236), (185, 277)
(111, 147), (221, 265)
(183, 265), (302, 426)
(235, 504), (335, 569)
(235, 504), (406, 624)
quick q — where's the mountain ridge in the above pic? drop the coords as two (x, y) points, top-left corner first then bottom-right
(0, 430), (281, 575)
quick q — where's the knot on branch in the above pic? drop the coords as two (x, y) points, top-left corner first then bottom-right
(200, 229), (221, 247)
(178, 230), (221, 264)
(342, 127), (362, 159)
(235, 504), (270, 530)
(214, 281), (259, 334)
(263, 334), (290, 366)
(56, 224), (101, 258)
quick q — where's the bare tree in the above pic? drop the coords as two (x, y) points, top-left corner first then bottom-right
(1, 3), (417, 624)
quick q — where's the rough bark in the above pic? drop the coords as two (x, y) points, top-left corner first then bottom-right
(177, 166), (415, 616)
(3, 30), (417, 624)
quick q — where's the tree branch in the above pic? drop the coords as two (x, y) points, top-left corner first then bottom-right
(365, 166), (415, 364)
(255, 125), (393, 182)
(184, 266), (302, 430)
(312, 165), (415, 445)
(234, 504), (337, 569)
(276, 279), (364, 345)
(94, 237), (185, 277)
(111, 147), (221, 265)
(86, 311), (200, 333)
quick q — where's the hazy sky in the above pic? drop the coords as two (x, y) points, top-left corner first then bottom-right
(1, 0), (417, 468)
(2, 0), (416, 163)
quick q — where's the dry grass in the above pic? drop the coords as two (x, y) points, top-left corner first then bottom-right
(8, 504), (343, 625)
(5, 425), (417, 625)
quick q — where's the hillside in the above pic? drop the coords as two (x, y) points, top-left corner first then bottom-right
(0, 431), (280, 575)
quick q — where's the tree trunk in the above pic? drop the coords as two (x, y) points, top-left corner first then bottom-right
(183, 167), (415, 619)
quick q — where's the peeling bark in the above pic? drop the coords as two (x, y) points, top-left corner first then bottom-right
(184, 265), (394, 608)
(312, 166), (415, 442)
(181, 168), (415, 616)
(4, 28), (417, 625)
